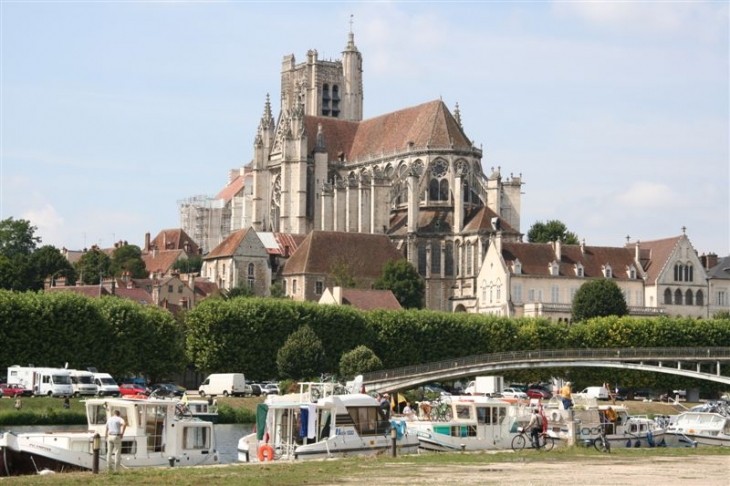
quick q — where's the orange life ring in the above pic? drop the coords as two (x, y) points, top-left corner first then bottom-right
(257, 444), (274, 462)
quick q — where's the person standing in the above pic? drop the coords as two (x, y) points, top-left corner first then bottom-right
(62, 397), (70, 409)
(560, 382), (573, 409)
(526, 409), (543, 449)
(14, 396), (22, 411)
(105, 409), (126, 473)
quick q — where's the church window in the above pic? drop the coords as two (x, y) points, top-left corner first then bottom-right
(429, 179), (439, 201)
(466, 243), (473, 275)
(418, 243), (428, 276)
(674, 263), (684, 282)
(685, 289), (693, 306)
(444, 242), (454, 276)
(696, 290), (704, 306)
(481, 280), (487, 303)
(321, 84), (331, 116)
(674, 288), (683, 305)
(248, 263), (255, 290)
(439, 179), (449, 201)
(455, 243), (461, 277)
(431, 243), (441, 275)
(331, 85), (340, 117)
(664, 288), (672, 305)
(496, 278), (501, 302)
(685, 264), (693, 282)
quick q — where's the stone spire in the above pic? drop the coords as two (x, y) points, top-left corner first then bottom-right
(454, 102), (462, 128)
(315, 123), (326, 152)
(259, 93), (275, 131)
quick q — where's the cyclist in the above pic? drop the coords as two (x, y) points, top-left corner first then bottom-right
(526, 409), (543, 449)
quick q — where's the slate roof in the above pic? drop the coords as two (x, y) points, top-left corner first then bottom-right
(628, 236), (681, 284)
(203, 228), (251, 259)
(341, 288), (402, 311)
(707, 256), (730, 280)
(302, 99), (471, 163)
(501, 241), (640, 279)
(282, 231), (403, 278)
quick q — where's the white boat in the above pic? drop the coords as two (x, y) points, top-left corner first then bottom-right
(665, 405), (730, 447)
(405, 395), (536, 452)
(182, 398), (219, 423)
(237, 382), (419, 462)
(0, 396), (220, 475)
(546, 397), (667, 448)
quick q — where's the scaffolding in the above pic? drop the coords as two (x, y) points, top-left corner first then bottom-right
(178, 195), (231, 255)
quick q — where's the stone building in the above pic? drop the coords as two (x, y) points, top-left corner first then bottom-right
(247, 30), (523, 311)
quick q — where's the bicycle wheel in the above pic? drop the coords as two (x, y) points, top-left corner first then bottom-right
(541, 435), (555, 452)
(511, 434), (527, 451)
(593, 436), (610, 453)
(441, 406), (453, 422)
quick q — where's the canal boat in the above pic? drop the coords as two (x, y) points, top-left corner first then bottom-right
(237, 382), (419, 462)
(665, 402), (730, 447)
(0, 396), (219, 475)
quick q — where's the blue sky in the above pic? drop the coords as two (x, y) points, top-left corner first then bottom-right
(1, 1), (728, 256)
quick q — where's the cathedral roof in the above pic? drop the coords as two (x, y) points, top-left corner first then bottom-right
(303, 99), (471, 163)
(501, 241), (639, 279)
(215, 172), (247, 204)
(282, 231), (403, 278)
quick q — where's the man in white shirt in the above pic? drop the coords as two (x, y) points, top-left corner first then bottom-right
(105, 409), (126, 472)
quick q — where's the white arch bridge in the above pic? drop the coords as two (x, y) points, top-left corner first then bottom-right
(361, 347), (730, 393)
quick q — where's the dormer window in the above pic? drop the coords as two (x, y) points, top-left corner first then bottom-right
(549, 261), (559, 276)
(513, 259), (522, 275)
(627, 265), (636, 279)
(602, 263), (612, 278)
(575, 263), (584, 277)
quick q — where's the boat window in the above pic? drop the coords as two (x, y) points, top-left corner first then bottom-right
(89, 404), (107, 425)
(448, 425), (477, 437)
(142, 405), (167, 452)
(347, 406), (385, 436)
(183, 426), (210, 450)
(455, 405), (471, 420)
(476, 406), (503, 425)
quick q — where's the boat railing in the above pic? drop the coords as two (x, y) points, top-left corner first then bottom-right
(297, 381), (349, 402)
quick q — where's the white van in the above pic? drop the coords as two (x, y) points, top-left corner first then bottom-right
(6, 366), (73, 397)
(198, 373), (249, 397)
(93, 372), (120, 396)
(574, 386), (610, 400)
(69, 369), (99, 397)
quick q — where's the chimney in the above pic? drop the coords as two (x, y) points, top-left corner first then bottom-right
(333, 286), (342, 305)
(704, 253), (719, 270)
(635, 241), (641, 264)
(145, 232), (151, 251)
(555, 239), (562, 261)
(580, 238), (585, 254)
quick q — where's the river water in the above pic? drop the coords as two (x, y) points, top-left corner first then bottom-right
(6, 424), (254, 464)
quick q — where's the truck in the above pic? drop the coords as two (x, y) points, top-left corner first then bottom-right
(68, 369), (99, 397)
(464, 376), (503, 396)
(198, 373), (249, 397)
(6, 366), (74, 397)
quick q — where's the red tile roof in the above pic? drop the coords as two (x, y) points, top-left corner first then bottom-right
(282, 231), (403, 278)
(627, 236), (681, 284)
(149, 228), (200, 254)
(303, 100), (471, 162)
(501, 241), (639, 279)
(341, 288), (402, 311)
(45, 286), (110, 298)
(215, 172), (247, 203)
(203, 228), (251, 259)
(142, 249), (185, 276)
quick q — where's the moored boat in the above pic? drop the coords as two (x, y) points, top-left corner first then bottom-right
(665, 402), (730, 447)
(237, 382), (419, 462)
(405, 395), (537, 452)
(0, 395), (220, 475)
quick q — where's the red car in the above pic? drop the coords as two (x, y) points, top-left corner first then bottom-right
(526, 388), (552, 399)
(0, 383), (33, 398)
(119, 383), (149, 397)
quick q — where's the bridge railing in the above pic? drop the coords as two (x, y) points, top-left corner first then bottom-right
(361, 347), (730, 383)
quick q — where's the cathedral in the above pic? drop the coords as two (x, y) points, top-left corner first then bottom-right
(246, 30), (524, 312)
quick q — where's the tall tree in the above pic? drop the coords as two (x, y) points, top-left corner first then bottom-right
(571, 278), (628, 323)
(74, 247), (112, 285)
(276, 325), (326, 380)
(110, 244), (147, 278)
(172, 255), (203, 274)
(374, 259), (425, 309)
(31, 245), (76, 289)
(527, 220), (580, 244)
(339, 345), (382, 379)
(0, 217), (41, 259)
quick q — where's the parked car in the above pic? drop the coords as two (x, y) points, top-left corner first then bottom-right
(501, 387), (528, 399)
(422, 385), (452, 398)
(119, 383), (149, 397)
(0, 383), (33, 398)
(262, 384), (280, 395)
(526, 388), (551, 399)
(149, 383), (186, 397)
(249, 384), (263, 397)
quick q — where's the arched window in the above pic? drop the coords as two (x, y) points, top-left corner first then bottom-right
(685, 289), (693, 306)
(247, 263), (255, 290)
(455, 243), (461, 277)
(439, 179), (449, 201)
(664, 288), (672, 305)
(696, 290), (704, 306)
(685, 264), (693, 282)
(674, 289), (683, 305)
(466, 242), (473, 275)
(429, 179), (439, 201)
(444, 242), (454, 276)
(674, 263), (684, 282)
(431, 243), (441, 275)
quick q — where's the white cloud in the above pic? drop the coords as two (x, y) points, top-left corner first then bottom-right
(614, 181), (680, 209)
(22, 204), (65, 246)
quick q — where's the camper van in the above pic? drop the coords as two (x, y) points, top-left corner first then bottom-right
(68, 369), (99, 397)
(6, 366), (73, 397)
(198, 373), (249, 397)
(93, 372), (120, 396)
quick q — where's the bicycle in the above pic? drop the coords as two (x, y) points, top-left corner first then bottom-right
(578, 423), (611, 453)
(428, 398), (453, 422)
(511, 427), (555, 452)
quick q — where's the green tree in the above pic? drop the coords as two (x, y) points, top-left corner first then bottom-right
(374, 259), (425, 309)
(269, 283), (286, 298)
(74, 247), (112, 285)
(339, 345), (382, 379)
(571, 278), (628, 323)
(172, 255), (203, 274)
(276, 325), (326, 380)
(527, 220), (579, 244)
(110, 244), (147, 278)
(225, 286), (254, 299)
(32, 245), (77, 289)
(0, 217), (41, 259)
